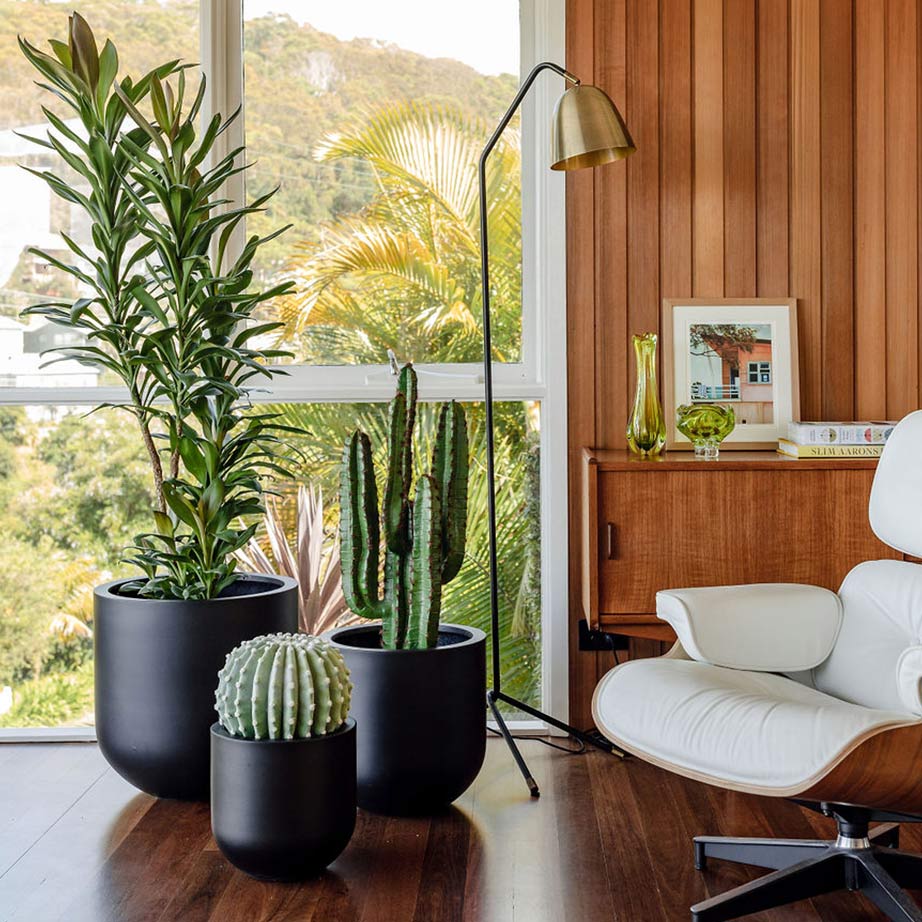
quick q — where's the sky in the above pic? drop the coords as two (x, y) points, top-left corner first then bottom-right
(243, 0), (520, 77)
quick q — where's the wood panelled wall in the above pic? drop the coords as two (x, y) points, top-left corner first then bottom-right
(566, 0), (922, 728)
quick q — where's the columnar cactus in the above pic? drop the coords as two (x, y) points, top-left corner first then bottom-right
(215, 633), (352, 740)
(340, 364), (469, 649)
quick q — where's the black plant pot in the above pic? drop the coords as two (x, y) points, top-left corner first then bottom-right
(94, 575), (298, 801)
(327, 623), (486, 815)
(210, 720), (357, 881)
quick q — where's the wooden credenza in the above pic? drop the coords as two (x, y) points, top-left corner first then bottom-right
(581, 449), (900, 642)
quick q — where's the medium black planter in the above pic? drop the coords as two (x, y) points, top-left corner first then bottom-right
(327, 623), (486, 815)
(210, 720), (357, 881)
(94, 575), (298, 801)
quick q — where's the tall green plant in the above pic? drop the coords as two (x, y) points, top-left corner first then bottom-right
(19, 14), (294, 600)
(340, 365), (469, 649)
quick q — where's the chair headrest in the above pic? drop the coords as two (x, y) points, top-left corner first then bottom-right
(869, 411), (922, 557)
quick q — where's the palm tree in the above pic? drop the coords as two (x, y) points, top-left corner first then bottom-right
(268, 400), (542, 706)
(276, 102), (523, 366)
(267, 102), (540, 705)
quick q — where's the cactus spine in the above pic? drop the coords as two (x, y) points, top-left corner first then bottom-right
(215, 633), (352, 740)
(340, 364), (468, 649)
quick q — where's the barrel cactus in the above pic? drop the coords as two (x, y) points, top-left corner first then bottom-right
(340, 363), (469, 650)
(215, 633), (352, 740)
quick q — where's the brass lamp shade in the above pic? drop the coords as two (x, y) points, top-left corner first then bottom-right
(550, 84), (636, 171)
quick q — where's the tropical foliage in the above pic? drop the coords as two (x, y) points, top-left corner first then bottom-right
(275, 102), (522, 366)
(19, 14), (295, 599)
(0, 5), (539, 721)
(234, 483), (354, 635)
(266, 102), (538, 699)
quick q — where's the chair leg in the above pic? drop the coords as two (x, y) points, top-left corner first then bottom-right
(693, 836), (829, 871)
(875, 848), (922, 889)
(856, 853), (922, 922)
(690, 852), (844, 922)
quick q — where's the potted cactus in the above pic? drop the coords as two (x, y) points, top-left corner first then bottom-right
(19, 16), (298, 800)
(327, 364), (486, 815)
(211, 633), (356, 881)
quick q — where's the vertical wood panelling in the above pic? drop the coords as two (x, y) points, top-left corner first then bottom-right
(790, 0), (823, 416)
(854, 0), (888, 418)
(594, 0), (628, 449)
(626, 0), (661, 414)
(820, 0), (855, 418)
(588, 0), (629, 726)
(692, 0), (725, 296)
(723, 0), (757, 296)
(756, 0), (790, 296)
(885, 0), (920, 417)
(566, 0), (599, 729)
(567, 0), (922, 726)
(660, 0), (693, 305)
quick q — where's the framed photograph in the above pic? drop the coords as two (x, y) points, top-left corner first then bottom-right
(662, 298), (800, 450)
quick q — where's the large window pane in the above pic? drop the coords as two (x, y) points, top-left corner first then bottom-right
(242, 2), (523, 366)
(0, 1), (200, 389)
(0, 406), (149, 728)
(261, 399), (542, 709)
(0, 399), (541, 727)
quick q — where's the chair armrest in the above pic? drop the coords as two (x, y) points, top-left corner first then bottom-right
(656, 584), (842, 672)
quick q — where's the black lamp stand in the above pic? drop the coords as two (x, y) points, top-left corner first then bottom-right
(479, 62), (625, 798)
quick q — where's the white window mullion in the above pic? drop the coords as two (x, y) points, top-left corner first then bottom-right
(522, 0), (570, 729)
(200, 0), (245, 264)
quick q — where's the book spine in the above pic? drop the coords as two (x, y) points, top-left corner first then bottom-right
(787, 423), (893, 445)
(777, 440), (883, 458)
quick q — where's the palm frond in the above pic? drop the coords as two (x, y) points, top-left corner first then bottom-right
(275, 101), (521, 366)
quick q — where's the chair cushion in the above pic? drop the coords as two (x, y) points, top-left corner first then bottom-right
(656, 583), (841, 672)
(592, 657), (917, 794)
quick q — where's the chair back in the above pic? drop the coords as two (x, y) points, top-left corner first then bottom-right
(810, 412), (922, 714)
(869, 410), (922, 557)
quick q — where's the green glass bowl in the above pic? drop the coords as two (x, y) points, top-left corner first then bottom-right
(676, 404), (735, 458)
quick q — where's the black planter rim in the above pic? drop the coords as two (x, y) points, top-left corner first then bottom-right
(210, 718), (356, 746)
(327, 622), (485, 653)
(95, 573), (297, 604)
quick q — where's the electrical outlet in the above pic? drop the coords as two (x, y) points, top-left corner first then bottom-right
(578, 620), (629, 652)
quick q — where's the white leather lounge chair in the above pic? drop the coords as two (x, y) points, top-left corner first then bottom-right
(593, 410), (922, 921)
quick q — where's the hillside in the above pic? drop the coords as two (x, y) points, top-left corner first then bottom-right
(0, 1), (518, 272)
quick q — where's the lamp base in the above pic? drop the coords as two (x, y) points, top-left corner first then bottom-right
(486, 689), (625, 798)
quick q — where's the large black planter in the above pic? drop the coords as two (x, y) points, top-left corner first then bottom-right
(327, 623), (486, 815)
(94, 575), (298, 801)
(210, 720), (357, 881)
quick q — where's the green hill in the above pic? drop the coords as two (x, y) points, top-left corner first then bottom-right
(2, 2), (518, 271)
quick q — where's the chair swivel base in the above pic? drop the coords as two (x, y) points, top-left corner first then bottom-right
(691, 805), (922, 922)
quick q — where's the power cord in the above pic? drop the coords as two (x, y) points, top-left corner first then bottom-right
(487, 724), (587, 754)
(485, 632), (625, 757)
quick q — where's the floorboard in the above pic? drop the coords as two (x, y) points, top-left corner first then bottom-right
(0, 739), (919, 921)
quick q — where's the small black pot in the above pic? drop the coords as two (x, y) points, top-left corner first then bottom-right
(210, 720), (357, 881)
(327, 623), (486, 815)
(94, 575), (298, 801)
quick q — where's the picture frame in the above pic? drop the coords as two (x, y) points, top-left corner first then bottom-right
(662, 298), (800, 450)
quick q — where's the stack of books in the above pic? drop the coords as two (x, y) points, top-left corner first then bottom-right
(777, 421), (896, 458)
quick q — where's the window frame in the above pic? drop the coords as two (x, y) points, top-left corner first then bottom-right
(0, 0), (569, 738)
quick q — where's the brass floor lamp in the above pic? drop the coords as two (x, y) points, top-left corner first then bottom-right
(479, 62), (635, 796)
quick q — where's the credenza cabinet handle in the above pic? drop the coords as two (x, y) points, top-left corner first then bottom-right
(606, 522), (617, 560)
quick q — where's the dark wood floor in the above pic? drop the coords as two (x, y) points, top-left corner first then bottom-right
(0, 739), (917, 921)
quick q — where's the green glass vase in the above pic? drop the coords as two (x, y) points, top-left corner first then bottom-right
(676, 403), (736, 460)
(626, 333), (666, 457)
